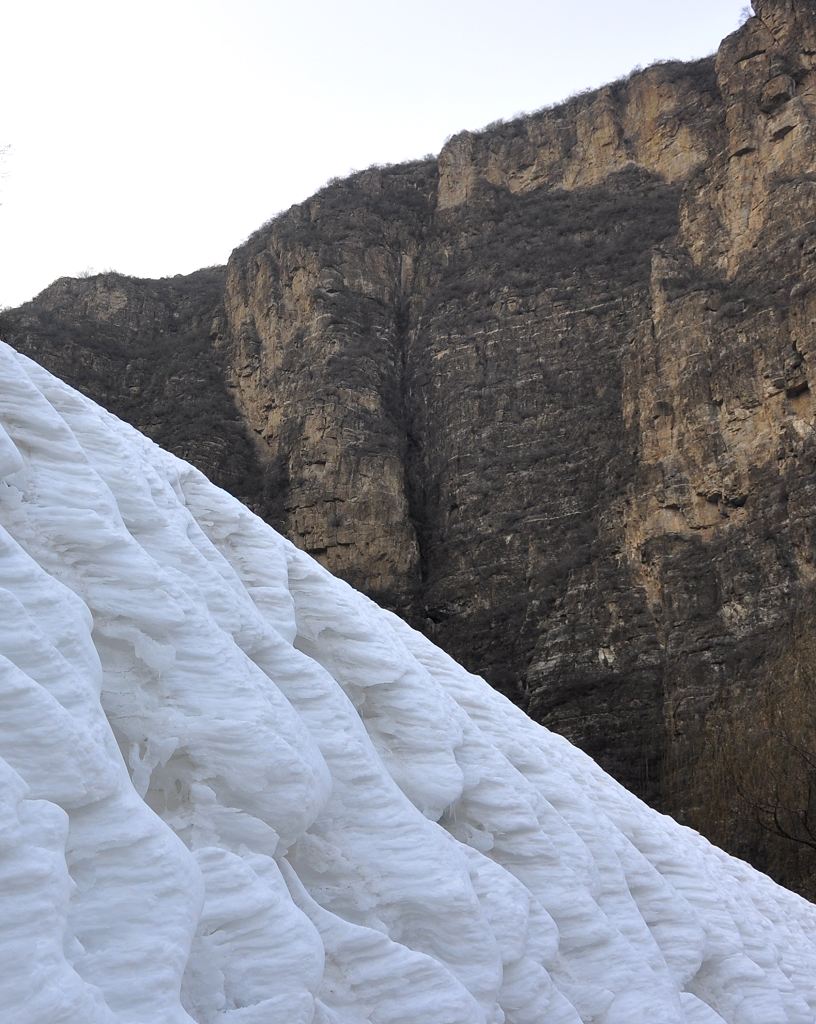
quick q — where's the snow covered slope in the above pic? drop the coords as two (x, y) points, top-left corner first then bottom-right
(0, 337), (815, 1024)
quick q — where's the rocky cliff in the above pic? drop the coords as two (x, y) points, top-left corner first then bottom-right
(1, 268), (265, 502)
(4, 0), (816, 893)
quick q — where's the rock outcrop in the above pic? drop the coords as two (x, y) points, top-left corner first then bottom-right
(1, 268), (264, 502)
(4, 0), (816, 893)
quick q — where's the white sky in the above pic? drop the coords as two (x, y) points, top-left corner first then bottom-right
(1, 0), (749, 308)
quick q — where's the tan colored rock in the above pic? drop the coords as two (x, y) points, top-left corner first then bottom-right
(437, 59), (721, 210)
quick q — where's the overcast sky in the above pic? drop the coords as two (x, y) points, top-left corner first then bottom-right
(1, 0), (750, 308)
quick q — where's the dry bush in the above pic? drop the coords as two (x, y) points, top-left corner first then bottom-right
(696, 606), (816, 894)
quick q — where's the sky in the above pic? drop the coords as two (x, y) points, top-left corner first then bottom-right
(1, 0), (750, 309)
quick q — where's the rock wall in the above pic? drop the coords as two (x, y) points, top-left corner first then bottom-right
(216, 162), (437, 612)
(4, 0), (816, 891)
(1, 269), (265, 503)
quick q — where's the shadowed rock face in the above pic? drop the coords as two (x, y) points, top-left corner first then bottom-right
(0, 268), (266, 503)
(4, 1), (816, 891)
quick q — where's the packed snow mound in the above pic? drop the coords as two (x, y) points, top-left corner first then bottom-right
(0, 339), (815, 1024)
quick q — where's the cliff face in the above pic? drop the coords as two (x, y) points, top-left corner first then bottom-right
(5, 0), (816, 891)
(217, 162), (437, 612)
(1, 269), (265, 503)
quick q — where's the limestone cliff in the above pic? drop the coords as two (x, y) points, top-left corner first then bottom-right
(4, 0), (816, 893)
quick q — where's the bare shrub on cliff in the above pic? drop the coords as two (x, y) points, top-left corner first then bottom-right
(730, 673), (816, 851)
(697, 608), (816, 886)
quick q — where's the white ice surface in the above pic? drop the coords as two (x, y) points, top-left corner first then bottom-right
(0, 337), (815, 1024)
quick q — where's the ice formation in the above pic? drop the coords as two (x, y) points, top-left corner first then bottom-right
(0, 337), (815, 1024)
